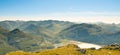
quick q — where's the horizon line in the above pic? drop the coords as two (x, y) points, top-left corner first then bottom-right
(0, 19), (119, 24)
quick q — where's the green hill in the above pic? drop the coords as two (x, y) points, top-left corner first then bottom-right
(0, 27), (57, 55)
(0, 26), (18, 55)
(59, 23), (120, 45)
(6, 44), (120, 55)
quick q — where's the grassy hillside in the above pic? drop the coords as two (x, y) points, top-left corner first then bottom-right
(6, 44), (120, 55)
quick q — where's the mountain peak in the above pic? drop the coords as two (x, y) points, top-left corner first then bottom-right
(10, 29), (21, 34)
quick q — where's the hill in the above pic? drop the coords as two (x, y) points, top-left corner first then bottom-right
(0, 20), (120, 55)
(0, 27), (57, 55)
(0, 26), (18, 55)
(6, 44), (120, 55)
(59, 23), (120, 45)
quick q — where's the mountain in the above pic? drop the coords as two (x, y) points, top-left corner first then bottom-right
(0, 26), (18, 55)
(0, 28), (55, 55)
(23, 24), (41, 35)
(20, 20), (74, 36)
(96, 23), (120, 32)
(0, 21), (25, 30)
(0, 21), (120, 45)
(0, 20), (120, 55)
(6, 28), (59, 51)
(59, 23), (104, 40)
(59, 23), (120, 45)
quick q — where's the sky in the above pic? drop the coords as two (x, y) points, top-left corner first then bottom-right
(0, 0), (120, 23)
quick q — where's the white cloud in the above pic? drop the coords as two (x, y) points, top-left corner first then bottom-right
(0, 12), (120, 24)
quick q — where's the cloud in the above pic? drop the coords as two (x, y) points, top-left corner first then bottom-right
(0, 11), (120, 24)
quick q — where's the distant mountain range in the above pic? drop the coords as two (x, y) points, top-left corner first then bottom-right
(0, 20), (120, 55)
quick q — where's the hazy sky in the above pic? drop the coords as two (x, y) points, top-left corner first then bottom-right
(0, 0), (120, 23)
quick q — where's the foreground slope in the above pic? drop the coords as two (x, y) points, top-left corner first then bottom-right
(6, 44), (120, 55)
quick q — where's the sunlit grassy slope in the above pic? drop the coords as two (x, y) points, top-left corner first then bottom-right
(6, 44), (120, 55)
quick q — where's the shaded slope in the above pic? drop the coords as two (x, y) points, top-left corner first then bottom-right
(0, 26), (18, 55)
(0, 21), (24, 30)
(5, 29), (43, 51)
(59, 23), (120, 45)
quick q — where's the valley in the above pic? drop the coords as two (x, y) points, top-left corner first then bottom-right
(0, 20), (120, 55)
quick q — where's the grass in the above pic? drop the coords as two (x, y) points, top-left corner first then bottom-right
(6, 44), (120, 55)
